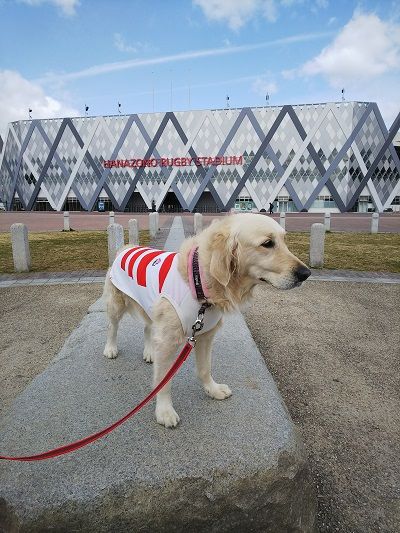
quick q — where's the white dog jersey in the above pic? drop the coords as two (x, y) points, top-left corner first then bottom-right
(109, 246), (222, 336)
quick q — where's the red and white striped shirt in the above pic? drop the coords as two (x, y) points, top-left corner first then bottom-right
(109, 246), (222, 336)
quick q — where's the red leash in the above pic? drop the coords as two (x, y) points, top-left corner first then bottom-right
(0, 342), (193, 462)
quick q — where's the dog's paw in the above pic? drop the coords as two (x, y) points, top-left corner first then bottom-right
(155, 405), (180, 428)
(205, 382), (232, 400)
(143, 348), (153, 363)
(103, 345), (118, 359)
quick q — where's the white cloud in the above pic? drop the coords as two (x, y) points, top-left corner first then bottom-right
(38, 31), (332, 83)
(113, 33), (138, 54)
(193, 0), (328, 28)
(252, 74), (278, 96)
(282, 12), (400, 126)
(193, 0), (263, 30)
(20, 0), (79, 16)
(0, 70), (79, 136)
(298, 12), (400, 86)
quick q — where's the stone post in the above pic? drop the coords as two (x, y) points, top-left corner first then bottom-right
(309, 223), (325, 268)
(11, 223), (31, 272)
(324, 212), (331, 231)
(128, 219), (139, 245)
(107, 223), (124, 266)
(109, 211), (115, 225)
(149, 212), (157, 238)
(63, 211), (70, 231)
(194, 212), (203, 235)
(279, 212), (286, 230)
(371, 212), (379, 234)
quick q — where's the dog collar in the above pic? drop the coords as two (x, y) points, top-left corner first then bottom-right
(188, 246), (210, 302)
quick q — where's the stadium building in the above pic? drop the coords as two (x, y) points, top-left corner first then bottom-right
(0, 101), (399, 213)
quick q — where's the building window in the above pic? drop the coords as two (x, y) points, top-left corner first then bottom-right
(234, 196), (254, 211)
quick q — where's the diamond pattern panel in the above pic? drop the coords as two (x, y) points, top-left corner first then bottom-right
(74, 154), (102, 207)
(248, 153), (281, 204)
(0, 103), (398, 212)
(329, 148), (352, 205)
(371, 149), (400, 205)
(15, 158), (37, 206)
(211, 168), (242, 204)
(269, 113), (303, 171)
(190, 115), (222, 155)
(0, 159), (13, 204)
(174, 170), (203, 204)
(41, 157), (70, 207)
(313, 110), (347, 170)
(289, 147), (322, 203)
(353, 111), (385, 170)
(24, 126), (51, 176)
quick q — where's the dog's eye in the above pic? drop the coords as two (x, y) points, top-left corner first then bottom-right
(261, 240), (274, 249)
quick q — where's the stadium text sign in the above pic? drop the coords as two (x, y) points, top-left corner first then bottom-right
(103, 155), (243, 169)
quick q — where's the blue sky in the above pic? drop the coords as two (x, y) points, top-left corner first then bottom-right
(0, 0), (399, 135)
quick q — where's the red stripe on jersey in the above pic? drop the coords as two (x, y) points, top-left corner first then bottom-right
(127, 248), (151, 278)
(136, 251), (164, 287)
(120, 246), (142, 271)
(159, 253), (176, 292)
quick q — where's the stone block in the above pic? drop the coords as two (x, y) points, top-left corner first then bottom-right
(309, 223), (325, 268)
(63, 211), (70, 231)
(279, 212), (286, 230)
(324, 212), (331, 231)
(149, 212), (157, 238)
(194, 212), (203, 235)
(107, 223), (124, 266)
(371, 212), (379, 234)
(128, 219), (139, 246)
(10, 223), (31, 272)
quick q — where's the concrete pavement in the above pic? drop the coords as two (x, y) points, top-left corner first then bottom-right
(0, 216), (316, 532)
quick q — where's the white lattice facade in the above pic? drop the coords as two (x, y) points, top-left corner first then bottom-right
(0, 101), (399, 212)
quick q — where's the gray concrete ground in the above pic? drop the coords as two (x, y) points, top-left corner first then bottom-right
(0, 217), (315, 532)
(0, 284), (103, 417)
(243, 282), (400, 533)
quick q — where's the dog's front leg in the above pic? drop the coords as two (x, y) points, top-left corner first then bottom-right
(152, 333), (181, 428)
(195, 328), (232, 400)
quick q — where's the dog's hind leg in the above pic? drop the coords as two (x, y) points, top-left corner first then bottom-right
(103, 277), (126, 359)
(143, 323), (153, 363)
(195, 325), (232, 400)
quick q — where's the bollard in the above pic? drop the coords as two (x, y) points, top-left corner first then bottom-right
(309, 223), (325, 268)
(128, 218), (139, 246)
(107, 223), (124, 265)
(109, 211), (115, 225)
(324, 212), (331, 231)
(155, 211), (160, 231)
(279, 212), (286, 230)
(194, 212), (203, 235)
(11, 223), (31, 272)
(371, 212), (379, 234)
(63, 211), (70, 231)
(149, 212), (157, 238)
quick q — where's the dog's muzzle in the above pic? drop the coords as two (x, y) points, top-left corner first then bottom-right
(293, 266), (311, 283)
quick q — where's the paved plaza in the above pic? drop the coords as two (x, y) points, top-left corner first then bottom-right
(0, 211), (399, 233)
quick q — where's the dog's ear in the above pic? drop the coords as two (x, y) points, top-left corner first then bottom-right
(209, 228), (239, 287)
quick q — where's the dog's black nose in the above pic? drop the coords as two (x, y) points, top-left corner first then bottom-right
(294, 266), (311, 282)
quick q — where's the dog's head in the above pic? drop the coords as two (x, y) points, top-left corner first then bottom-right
(207, 213), (311, 291)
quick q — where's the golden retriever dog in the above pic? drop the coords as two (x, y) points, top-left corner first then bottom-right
(103, 213), (310, 428)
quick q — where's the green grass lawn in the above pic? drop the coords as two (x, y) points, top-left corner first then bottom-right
(0, 230), (150, 273)
(0, 230), (399, 274)
(285, 232), (400, 273)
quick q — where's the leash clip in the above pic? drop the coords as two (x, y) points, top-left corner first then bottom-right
(188, 303), (209, 346)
